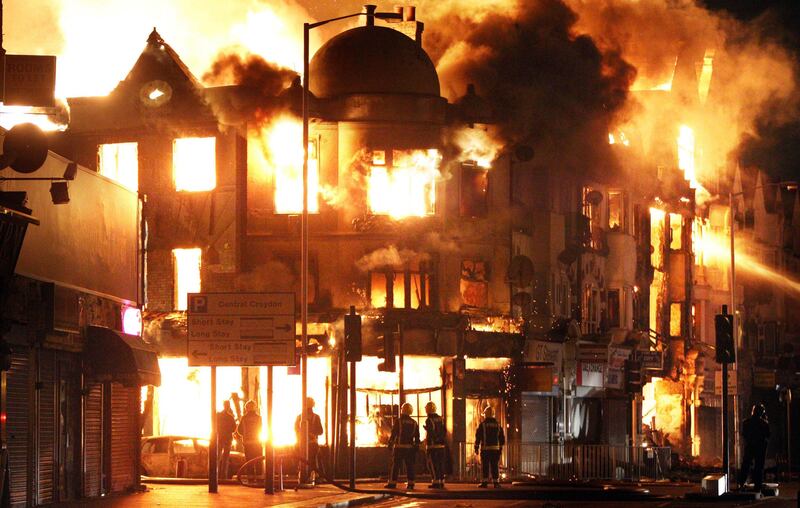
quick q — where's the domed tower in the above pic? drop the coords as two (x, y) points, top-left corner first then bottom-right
(308, 15), (447, 227)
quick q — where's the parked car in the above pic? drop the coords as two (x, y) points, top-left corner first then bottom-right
(141, 435), (246, 478)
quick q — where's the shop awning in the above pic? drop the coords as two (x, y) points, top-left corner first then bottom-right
(85, 325), (161, 387)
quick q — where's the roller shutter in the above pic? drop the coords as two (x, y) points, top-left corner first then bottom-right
(36, 349), (56, 505)
(521, 394), (551, 475)
(83, 383), (103, 497)
(110, 383), (136, 493)
(6, 348), (31, 507)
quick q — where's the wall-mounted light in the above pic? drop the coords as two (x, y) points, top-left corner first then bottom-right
(122, 306), (142, 336)
(49, 181), (69, 204)
(63, 161), (78, 180)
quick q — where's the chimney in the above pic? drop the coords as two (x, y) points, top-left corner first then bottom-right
(364, 4), (377, 26)
(385, 5), (424, 45)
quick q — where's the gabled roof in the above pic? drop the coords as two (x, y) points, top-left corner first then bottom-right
(114, 28), (202, 95)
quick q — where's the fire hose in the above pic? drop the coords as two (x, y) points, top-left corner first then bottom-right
(234, 449), (450, 499)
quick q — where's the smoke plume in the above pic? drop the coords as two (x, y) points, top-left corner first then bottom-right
(423, 0), (636, 180)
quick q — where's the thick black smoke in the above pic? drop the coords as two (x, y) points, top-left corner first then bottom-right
(202, 52), (299, 125)
(428, 0), (636, 180)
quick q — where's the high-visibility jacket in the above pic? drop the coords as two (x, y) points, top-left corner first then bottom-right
(474, 417), (505, 453)
(424, 414), (446, 448)
(389, 415), (420, 449)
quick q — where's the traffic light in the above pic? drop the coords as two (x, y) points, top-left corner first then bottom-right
(715, 305), (735, 363)
(344, 306), (362, 362)
(377, 332), (396, 372)
(624, 359), (642, 394)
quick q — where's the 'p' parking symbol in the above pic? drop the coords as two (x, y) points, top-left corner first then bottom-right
(189, 295), (208, 313)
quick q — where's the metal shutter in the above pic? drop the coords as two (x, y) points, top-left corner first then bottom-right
(6, 348), (31, 508)
(521, 394), (552, 475)
(110, 383), (135, 493)
(603, 398), (629, 445)
(36, 349), (56, 504)
(83, 383), (103, 497)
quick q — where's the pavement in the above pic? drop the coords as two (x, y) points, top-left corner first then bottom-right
(47, 479), (800, 507)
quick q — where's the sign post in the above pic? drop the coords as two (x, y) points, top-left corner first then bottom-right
(209, 366), (218, 493)
(187, 292), (296, 494)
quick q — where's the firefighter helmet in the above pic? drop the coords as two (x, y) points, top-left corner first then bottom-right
(483, 405), (494, 418)
(425, 401), (437, 415)
(245, 400), (257, 412)
(401, 402), (413, 416)
(752, 403), (766, 418)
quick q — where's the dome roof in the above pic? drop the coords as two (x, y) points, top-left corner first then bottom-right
(309, 26), (440, 98)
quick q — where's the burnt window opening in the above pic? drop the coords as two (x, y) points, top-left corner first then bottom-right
(581, 286), (600, 334)
(98, 142), (138, 191)
(173, 137), (216, 192)
(608, 190), (625, 232)
(607, 289), (620, 328)
(273, 137), (319, 214)
(581, 186), (603, 250)
(367, 149), (439, 218)
(669, 213), (683, 250)
(172, 247), (201, 311)
(669, 302), (682, 337)
(369, 262), (431, 309)
(460, 260), (488, 308)
(460, 162), (489, 218)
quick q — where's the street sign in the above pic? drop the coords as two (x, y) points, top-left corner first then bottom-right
(187, 292), (295, 366)
(753, 369), (776, 389)
(714, 369), (737, 396)
(2, 55), (57, 107)
(638, 350), (663, 370)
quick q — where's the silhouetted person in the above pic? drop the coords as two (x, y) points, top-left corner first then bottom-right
(217, 400), (237, 479)
(424, 401), (447, 489)
(738, 403), (770, 491)
(385, 403), (420, 490)
(294, 397), (324, 485)
(237, 400), (262, 478)
(475, 405), (505, 488)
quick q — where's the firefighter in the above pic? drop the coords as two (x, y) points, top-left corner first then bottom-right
(423, 401), (447, 489)
(294, 397), (324, 485)
(385, 402), (420, 490)
(737, 403), (771, 491)
(474, 405), (504, 488)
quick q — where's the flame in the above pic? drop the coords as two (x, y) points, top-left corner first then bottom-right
(368, 149), (441, 219)
(453, 127), (502, 168)
(258, 359), (330, 446)
(0, 106), (67, 132)
(677, 125), (699, 189)
(351, 356), (444, 447)
(173, 137), (217, 192)
(150, 358), (242, 438)
(642, 377), (684, 446)
(468, 316), (522, 334)
(52, 1), (313, 98)
(608, 131), (630, 146)
(249, 116), (319, 214)
(172, 248), (201, 311)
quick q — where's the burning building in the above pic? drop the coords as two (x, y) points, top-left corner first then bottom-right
(6, 0), (794, 493)
(54, 9), (532, 478)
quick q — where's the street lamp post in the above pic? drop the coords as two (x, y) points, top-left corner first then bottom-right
(300, 5), (401, 487)
(727, 179), (797, 488)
